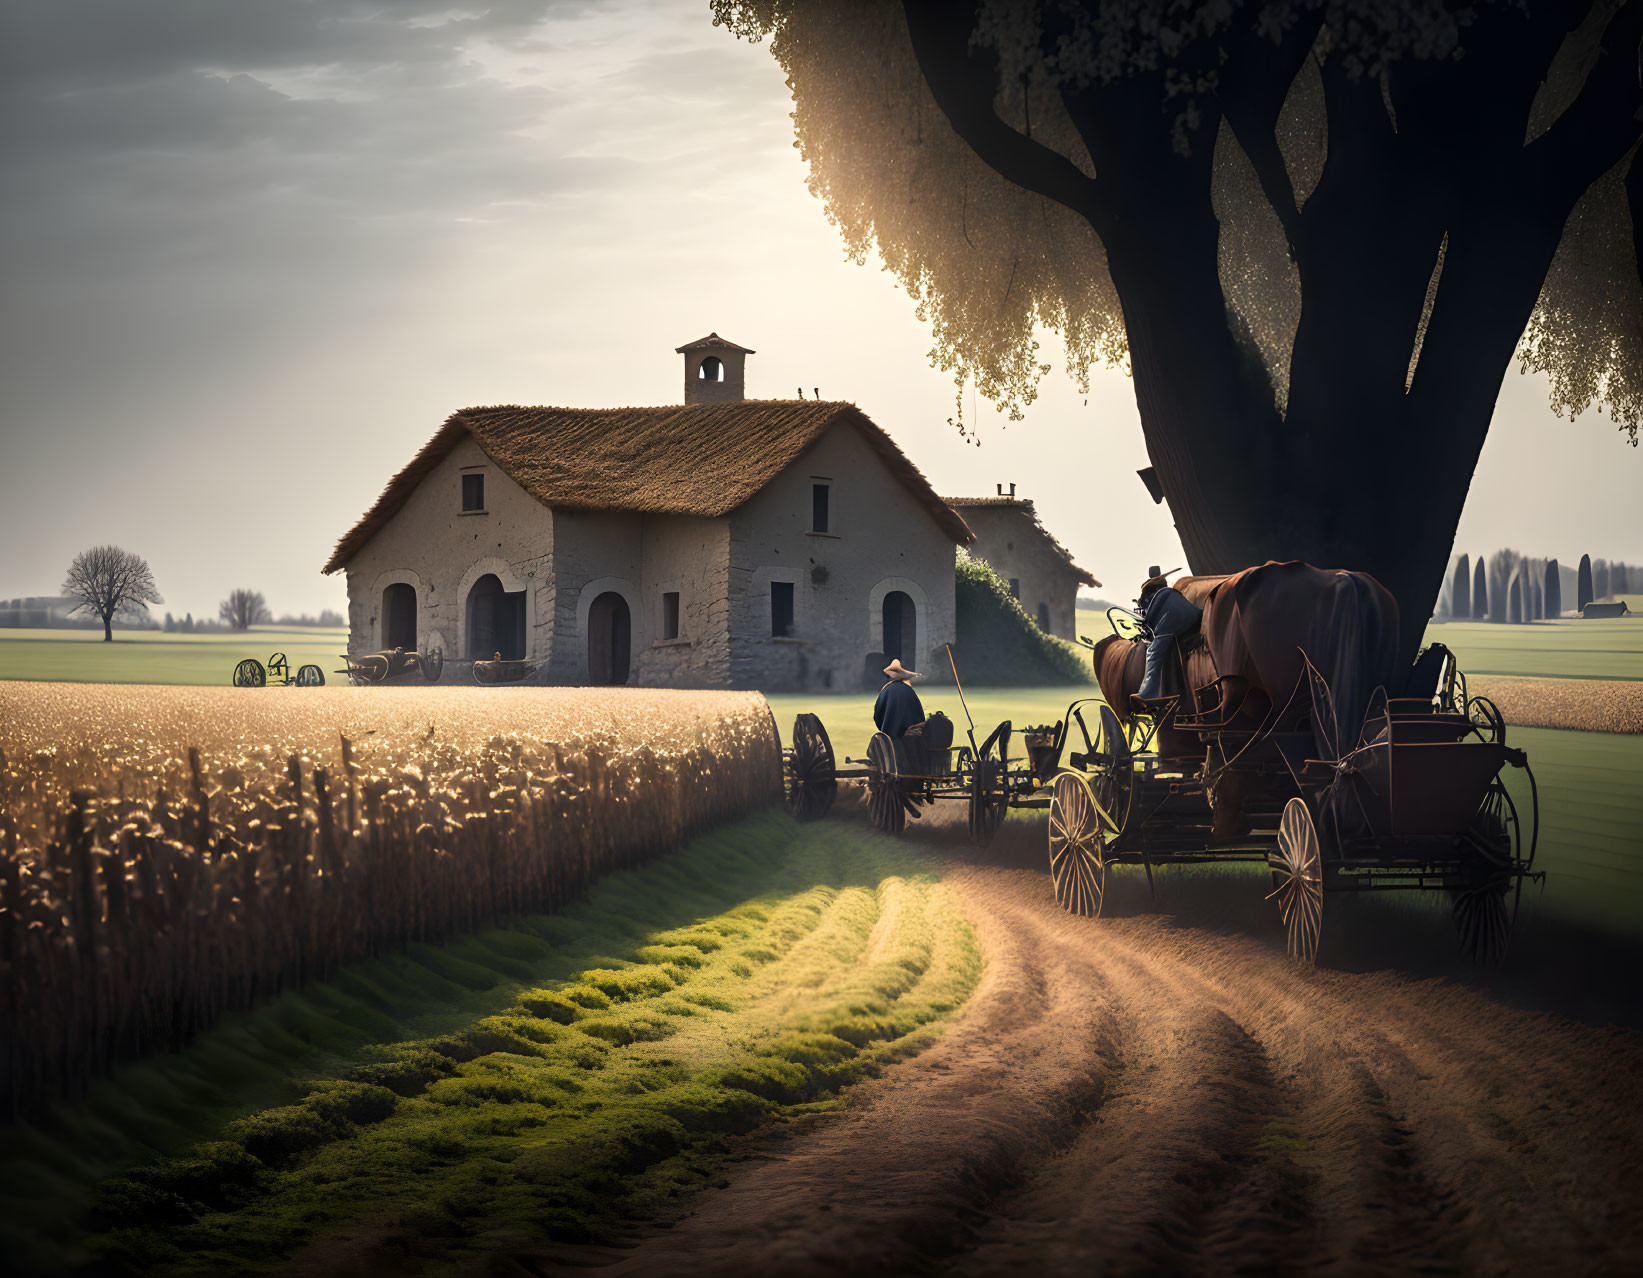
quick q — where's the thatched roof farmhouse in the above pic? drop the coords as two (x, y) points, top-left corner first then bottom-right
(325, 335), (974, 689)
(944, 490), (1098, 641)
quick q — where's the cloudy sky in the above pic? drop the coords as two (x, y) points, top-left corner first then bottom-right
(1, 0), (1637, 623)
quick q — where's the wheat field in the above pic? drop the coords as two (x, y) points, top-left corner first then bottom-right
(0, 684), (780, 1118)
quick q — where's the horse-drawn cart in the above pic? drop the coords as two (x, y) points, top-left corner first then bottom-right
(778, 562), (1541, 964)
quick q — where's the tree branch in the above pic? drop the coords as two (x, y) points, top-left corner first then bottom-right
(1527, 0), (1643, 200)
(1216, 6), (1324, 258)
(901, 0), (1104, 233)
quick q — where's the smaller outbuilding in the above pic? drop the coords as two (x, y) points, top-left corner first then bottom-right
(944, 489), (1098, 641)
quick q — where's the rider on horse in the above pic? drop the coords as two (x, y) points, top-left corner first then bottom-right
(1134, 566), (1202, 709)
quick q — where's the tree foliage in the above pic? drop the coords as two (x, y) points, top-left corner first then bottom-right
(61, 546), (163, 642)
(715, 0), (1642, 440)
(1452, 552), (1471, 619)
(219, 589), (273, 632)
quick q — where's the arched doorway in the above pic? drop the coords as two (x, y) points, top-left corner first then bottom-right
(881, 590), (916, 667)
(587, 592), (631, 685)
(466, 574), (526, 660)
(382, 583), (417, 649)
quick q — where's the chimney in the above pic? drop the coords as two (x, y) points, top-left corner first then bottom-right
(996, 482), (1016, 497)
(675, 332), (755, 404)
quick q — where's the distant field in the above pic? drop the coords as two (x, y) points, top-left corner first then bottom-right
(1425, 616), (1643, 681)
(0, 627), (348, 685)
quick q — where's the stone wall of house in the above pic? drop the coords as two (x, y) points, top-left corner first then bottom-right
(634, 514), (733, 687)
(341, 434), (554, 676)
(727, 422), (958, 692)
(540, 510), (733, 687)
(961, 505), (1085, 640)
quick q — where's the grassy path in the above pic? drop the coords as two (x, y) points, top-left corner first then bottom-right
(1, 811), (978, 1274)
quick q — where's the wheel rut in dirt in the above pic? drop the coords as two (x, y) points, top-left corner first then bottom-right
(556, 812), (1643, 1277)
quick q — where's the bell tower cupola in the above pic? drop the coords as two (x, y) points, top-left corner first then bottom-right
(675, 332), (755, 404)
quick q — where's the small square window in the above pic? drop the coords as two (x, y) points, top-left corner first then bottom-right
(662, 591), (680, 640)
(1009, 578), (1020, 599)
(771, 581), (795, 637)
(811, 483), (830, 533)
(462, 473), (485, 512)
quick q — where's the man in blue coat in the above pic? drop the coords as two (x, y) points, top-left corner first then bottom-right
(873, 658), (925, 739)
(1136, 566), (1202, 702)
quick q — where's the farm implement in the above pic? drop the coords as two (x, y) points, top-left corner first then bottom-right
(231, 651), (325, 687)
(335, 645), (445, 685)
(778, 562), (1541, 964)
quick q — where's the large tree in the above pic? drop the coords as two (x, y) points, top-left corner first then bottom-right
(714, 0), (1643, 670)
(61, 545), (162, 641)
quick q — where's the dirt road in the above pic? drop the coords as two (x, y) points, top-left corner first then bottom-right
(568, 810), (1643, 1276)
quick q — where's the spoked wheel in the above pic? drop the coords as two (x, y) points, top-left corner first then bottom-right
(785, 713), (838, 823)
(1048, 772), (1108, 917)
(1466, 695), (1505, 745)
(1452, 777), (1518, 963)
(417, 647), (445, 683)
(968, 721), (1010, 846)
(1271, 798), (1324, 964)
(295, 664), (325, 687)
(865, 731), (906, 836)
(1089, 704), (1134, 845)
(232, 658), (266, 688)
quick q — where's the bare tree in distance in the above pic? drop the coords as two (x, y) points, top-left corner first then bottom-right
(219, 589), (273, 632)
(715, 1), (1643, 672)
(61, 546), (163, 642)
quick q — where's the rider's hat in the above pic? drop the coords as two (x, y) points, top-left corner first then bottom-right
(882, 658), (920, 681)
(1140, 564), (1180, 594)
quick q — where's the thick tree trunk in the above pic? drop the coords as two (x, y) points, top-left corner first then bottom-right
(903, 0), (1643, 682)
(102, 615), (112, 642)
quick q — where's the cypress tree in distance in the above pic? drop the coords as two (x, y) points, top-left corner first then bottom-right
(1452, 554), (1471, 621)
(1545, 559), (1561, 618)
(1578, 554), (1594, 612)
(1508, 569), (1523, 623)
(1474, 559), (1489, 620)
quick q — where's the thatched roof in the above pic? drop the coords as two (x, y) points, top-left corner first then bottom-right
(325, 401), (973, 574)
(943, 496), (1099, 587)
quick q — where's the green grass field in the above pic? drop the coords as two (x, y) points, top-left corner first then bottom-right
(1, 811), (977, 1273)
(0, 627), (349, 685)
(1424, 616), (1643, 681)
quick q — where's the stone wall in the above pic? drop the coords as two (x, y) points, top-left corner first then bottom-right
(727, 422), (958, 692)
(961, 505), (1085, 640)
(341, 434), (554, 675)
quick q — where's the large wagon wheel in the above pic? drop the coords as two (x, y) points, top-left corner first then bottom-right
(968, 721), (1011, 847)
(417, 647), (445, 683)
(295, 664), (325, 687)
(1089, 703), (1135, 844)
(1048, 772), (1107, 917)
(1271, 798), (1324, 964)
(865, 731), (906, 836)
(232, 658), (266, 688)
(785, 713), (838, 823)
(1451, 777), (1518, 963)
(1465, 695), (1505, 745)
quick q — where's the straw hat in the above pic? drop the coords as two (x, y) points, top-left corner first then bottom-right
(1140, 564), (1181, 594)
(882, 658), (920, 681)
